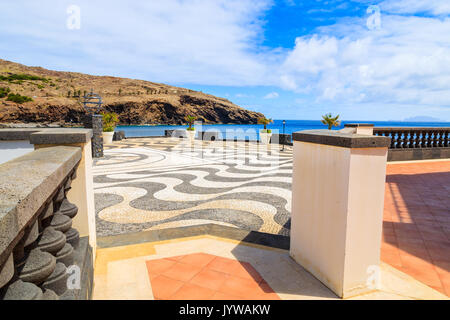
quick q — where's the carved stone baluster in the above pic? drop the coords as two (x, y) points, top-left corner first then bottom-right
(0, 254), (14, 294)
(432, 130), (439, 148)
(426, 130), (433, 148)
(395, 131), (400, 148)
(415, 130), (421, 148)
(403, 131), (408, 148)
(57, 173), (80, 249)
(408, 130), (414, 148)
(445, 130), (450, 147)
(3, 279), (58, 300)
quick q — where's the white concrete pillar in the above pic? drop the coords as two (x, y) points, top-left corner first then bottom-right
(343, 123), (374, 135)
(290, 130), (390, 298)
(30, 129), (97, 260)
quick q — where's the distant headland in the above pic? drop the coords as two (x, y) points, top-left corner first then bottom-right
(0, 59), (264, 126)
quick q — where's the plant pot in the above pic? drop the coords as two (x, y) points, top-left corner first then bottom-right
(259, 131), (272, 144)
(103, 131), (114, 144)
(186, 130), (196, 141)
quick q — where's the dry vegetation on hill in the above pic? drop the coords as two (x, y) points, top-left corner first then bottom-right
(0, 59), (264, 126)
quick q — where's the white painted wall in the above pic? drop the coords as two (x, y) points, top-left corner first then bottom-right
(0, 140), (34, 164)
(290, 141), (388, 298)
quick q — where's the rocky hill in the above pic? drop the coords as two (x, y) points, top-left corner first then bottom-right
(0, 59), (264, 126)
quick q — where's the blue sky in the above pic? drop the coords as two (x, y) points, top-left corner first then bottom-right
(1, 0), (450, 121)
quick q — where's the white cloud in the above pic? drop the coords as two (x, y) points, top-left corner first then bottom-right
(264, 92), (279, 99)
(380, 0), (450, 15)
(278, 11), (450, 109)
(0, 0), (274, 85)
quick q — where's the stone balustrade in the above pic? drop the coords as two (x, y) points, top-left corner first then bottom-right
(0, 129), (95, 300)
(373, 127), (450, 161)
(343, 124), (450, 161)
(373, 127), (449, 149)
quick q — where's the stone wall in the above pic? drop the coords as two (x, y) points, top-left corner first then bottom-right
(83, 114), (103, 158)
(0, 146), (93, 300)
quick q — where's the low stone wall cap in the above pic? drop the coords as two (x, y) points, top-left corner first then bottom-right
(30, 129), (93, 145)
(293, 129), (391, 148)
(0, 128), (43, 141)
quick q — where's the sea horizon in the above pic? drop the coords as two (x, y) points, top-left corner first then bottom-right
(118, 119), (450, 138)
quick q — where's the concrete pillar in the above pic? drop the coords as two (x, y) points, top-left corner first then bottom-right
(343, 123), (374, 135)
(290, 130), (390, 298)
(30, 129), (97, 260)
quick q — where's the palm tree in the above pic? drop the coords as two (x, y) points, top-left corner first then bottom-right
(257, 117), (273, 131)
(321, 113), (341, 130)
(185, 115), (197, 131)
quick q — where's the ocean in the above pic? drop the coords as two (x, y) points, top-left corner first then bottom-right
(117, 120), (450, 140)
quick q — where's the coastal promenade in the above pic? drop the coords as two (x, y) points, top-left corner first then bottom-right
(93, 137), (449, 299)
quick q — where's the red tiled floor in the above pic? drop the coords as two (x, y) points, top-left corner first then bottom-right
(146, 253), (280, 300)
(150, 275), (184, 300)
(382, 161), (450, 296)
(162, 261), (203, 282)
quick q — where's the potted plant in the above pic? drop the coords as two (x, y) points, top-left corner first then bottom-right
(321, 113), (341, 130)
(185, 115), (197, 141)
(101, 111), (119, 144)
(258, 117), (273, 144)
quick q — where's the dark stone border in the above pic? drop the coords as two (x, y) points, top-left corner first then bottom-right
(293, 130), (391, 148)
(344, 123), (374, 128)
(97, 224), (290, 251)
(388, 148), (450, 161)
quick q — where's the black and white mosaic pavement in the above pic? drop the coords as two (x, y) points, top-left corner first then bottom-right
(94, 138), (293, 237)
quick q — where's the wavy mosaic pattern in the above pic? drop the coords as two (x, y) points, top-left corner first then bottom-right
(94, 138), (293, 237)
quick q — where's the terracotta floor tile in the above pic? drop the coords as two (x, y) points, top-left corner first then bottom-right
(394, 229), (420, 239)
(146, 258), (176, 276)
(190, 268), (230, 291)
(165, 255), (185, 261)
(382, 161), (450, 297)
(179, 253), (216, 268)
(419, 230), (448, 242)
(171, 283), (216, 300)
(162, 262), (203, 282)
(399, 256), (443, 288)
(210, 291), (245, 300)
(382, 234), (397, 244)
(150, 275), (184, 300)
(381, 248), (402, 268)
(218, 275), (262, 298)
(229, 262), (264, 283)
(207, 256), (241, 275)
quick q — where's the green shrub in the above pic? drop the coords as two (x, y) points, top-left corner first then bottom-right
(0, 87), (10, 98)
(0, 73), (48, 82)
(6, 93), (33, 103)
(100, 112), (119, 132)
